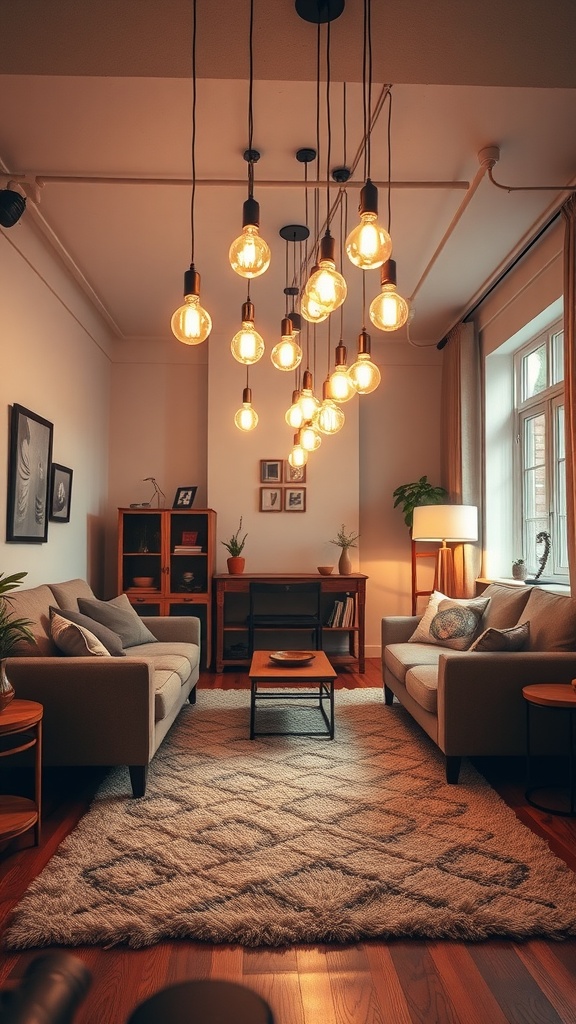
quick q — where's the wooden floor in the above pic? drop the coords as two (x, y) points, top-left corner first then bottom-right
(2, 660), (576, 1024)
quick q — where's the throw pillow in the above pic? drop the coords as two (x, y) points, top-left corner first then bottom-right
(50, 611), (112, 657)
(408, 591), (490, 648)
(49, 607), (125, 657)
(469, 621), (530, 653)
(479, 583), (531, 630)
(428, 597), (489, 650)
(512, 587), (576, 651)
(77, 594), (157, 648)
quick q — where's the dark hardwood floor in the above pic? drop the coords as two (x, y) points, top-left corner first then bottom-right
(2, 660), (576, 1024)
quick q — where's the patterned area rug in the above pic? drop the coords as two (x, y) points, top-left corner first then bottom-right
(5, 688), (576, 949)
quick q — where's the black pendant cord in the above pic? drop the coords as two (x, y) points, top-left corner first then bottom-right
(362, 0), (368, 181)
(325, 18), (332, 227)
(339, 190), (347, 342)
(362, 270), (366, 331)
(315, 22), (321, 262)
(190, 0), (198, 263)
(247, 0), (255, 199)
(386, 89), (392, 234)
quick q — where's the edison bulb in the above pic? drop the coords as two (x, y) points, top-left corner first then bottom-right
(285, 390), (304, 429)
(301, 289), (329, 324)
(349, 352), (381, 394)
(297, 388), (320, 421)
(369, 259), (410, 332)
(299, 423), (322, 451)
(171, 294), (212, 345)
(316, 398), (345, 434)
(329, 365), (356, 403)
(305, 262), (347, 315)
(231, 323), (264, 364)
(229, 225), (271, 279)
(288, 438), (308, 468)
(234, 386), (258, 431)
(345, 180), (392, 270)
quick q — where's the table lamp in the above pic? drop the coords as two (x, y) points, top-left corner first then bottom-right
(411, 504), (478, 596)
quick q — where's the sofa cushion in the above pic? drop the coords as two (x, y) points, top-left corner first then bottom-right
(49, 579), (97, 612)
(409, 591), (489, 649)
(154, 670), (187, 721)
(480, 583), (532, 630)
(129, 642), (199, 683)
(5, 583), (57, 656)
(49, 607), (125, 657)
(405, 665), (439, 714)
(469, 621), (530, 652)
(514, 588), (576, 651)
(78, 594), (158, 648)
(384, 642), (459, 683)
(50, 611), (112, 658)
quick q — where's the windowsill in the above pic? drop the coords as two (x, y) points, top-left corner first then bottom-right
(477, 576), (571, 596)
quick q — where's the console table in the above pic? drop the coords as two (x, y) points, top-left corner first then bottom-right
(214, 573), (367, 674)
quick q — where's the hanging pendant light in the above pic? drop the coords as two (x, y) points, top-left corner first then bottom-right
(171, 0), (211, 345)
(231, 297), (264, 364)
(229, 0), (270, 279)
(346, 179), (392, 269)
(272, 224), (307, 368)
(285, 389), (305, 429)
(315, 378), (345, 434)
(271, 317), (302, 371)
(369, 258), (410, 332)
(299, 421), (322, 452)
(328, 342), (357, 403)
(288, 432), (309, 469)
(297, 369), (321, 420)
(349, 328), (381, 393)
(234, 384), (259, 431)
(304, 231), (347, 315)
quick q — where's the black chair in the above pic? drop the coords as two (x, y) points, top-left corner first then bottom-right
(247, 582), (322, 653)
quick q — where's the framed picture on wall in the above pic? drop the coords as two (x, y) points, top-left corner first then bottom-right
(260, 459), (283, 483)
(173, 486), (197, 509)
(285, 461), (306, 483)
(6, 403), (53, 543)
(260, 487), (282, 512)
(285, 487), (306, 512)
(49, 463), (73, 522)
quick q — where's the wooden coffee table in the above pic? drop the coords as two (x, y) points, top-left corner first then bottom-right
(249, 650), (337, 739)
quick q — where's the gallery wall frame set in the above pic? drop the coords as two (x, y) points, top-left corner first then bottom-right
(6, 403), (74, 542)
(260, 459), (306, 484)
(259, 487), (306, 512)
(49, 463), (73, 523)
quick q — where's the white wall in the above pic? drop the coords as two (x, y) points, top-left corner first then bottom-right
(0, 218), (114, 593)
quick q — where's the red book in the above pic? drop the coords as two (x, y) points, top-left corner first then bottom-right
(181, 531), (198, 545)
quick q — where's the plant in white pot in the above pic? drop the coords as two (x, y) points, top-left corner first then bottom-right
(221, 518), (248, 575)
(512, 558), (528, 581)
(0, 571), (35, 710)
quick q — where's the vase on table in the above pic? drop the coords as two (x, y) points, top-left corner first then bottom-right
(338, 548), (352, 576)
(0, 659), (15, 712)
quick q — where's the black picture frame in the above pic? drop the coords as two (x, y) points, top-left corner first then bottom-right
(173, 486), (198, 509)
(49, 463), (73, 522)
(6, 403), (53, 543)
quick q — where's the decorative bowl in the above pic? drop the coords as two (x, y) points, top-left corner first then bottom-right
(270, 651), (315, 667)
(317, 566), (334, 576)
(133, 576), (154, 588)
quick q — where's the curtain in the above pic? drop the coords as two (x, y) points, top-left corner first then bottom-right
(563, 195), (576, 593)
(440, 321), (482, 597)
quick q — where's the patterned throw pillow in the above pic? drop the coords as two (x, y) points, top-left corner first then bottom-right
(409, 591), (490, 650)
(469, 621), (530, 652)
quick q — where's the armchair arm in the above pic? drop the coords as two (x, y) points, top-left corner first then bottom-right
(437, 651), (576, 756)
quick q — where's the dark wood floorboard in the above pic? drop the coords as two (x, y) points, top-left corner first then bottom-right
(2, 659), (576, 1024)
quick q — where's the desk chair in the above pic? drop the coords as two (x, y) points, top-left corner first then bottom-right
(248, 581), (322, 653)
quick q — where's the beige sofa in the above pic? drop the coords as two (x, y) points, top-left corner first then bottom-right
(5, 579), (200, 796)
(382, 583), (576, 783)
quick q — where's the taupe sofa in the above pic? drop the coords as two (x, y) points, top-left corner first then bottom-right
(382, 583), (576, 783)
(5, 579), (200, 796)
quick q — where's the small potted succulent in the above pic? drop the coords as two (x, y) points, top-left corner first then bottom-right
(330, 524), (360, 576)
(222, 517), (248, 575)
(512, 558), (528, 581)
(0, 571), (35, 711)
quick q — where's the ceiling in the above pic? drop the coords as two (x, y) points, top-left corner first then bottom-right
(1, 0), (576, 348)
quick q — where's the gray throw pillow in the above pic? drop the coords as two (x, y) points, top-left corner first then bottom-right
(77, 594), (157, 648)
(49, 607), (125, 657)
(469, 621), (530, 652)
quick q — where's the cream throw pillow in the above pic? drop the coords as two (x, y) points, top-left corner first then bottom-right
(51, 611), (112, 657)
(409, 591), (490, 650)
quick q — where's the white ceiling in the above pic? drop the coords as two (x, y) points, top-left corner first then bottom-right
(1, 0), (576, 347)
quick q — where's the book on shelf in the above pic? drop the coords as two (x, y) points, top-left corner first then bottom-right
(174, 545), (202, 553)
(326, 599), (344, 627)
(342, 595), (355, 628)
(181, 531), (198, 545)
(326, 595), (355, 628)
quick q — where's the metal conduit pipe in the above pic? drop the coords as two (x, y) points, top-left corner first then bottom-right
(0, 173), (470, 192)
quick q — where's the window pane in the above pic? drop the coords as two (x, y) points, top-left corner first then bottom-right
(524, 412), (546, 471)
(524, 465), (547, 519)
(522, 345), (547, 400)
(525, 520), (550, 574)
(552, 331), (564, 385)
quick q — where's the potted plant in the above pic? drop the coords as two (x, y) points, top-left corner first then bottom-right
(330, 524), (360, 576)
(221, 517), (248, 575)
(512, 558), (528, 581)
(393, 476), (448, 530)
(0, 571), (35, 711)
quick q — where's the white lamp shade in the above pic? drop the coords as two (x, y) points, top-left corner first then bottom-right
(412, 504), (478, 543)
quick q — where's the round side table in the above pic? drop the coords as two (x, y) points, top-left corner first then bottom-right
(0, 699), (43, 846)
(522, 683), (576, 817)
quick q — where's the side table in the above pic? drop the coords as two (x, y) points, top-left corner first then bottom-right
(0, 698), (43, 846)
(522, 683), (576, 817)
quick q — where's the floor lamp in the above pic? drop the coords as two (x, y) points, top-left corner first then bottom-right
(411, 505), (478, 597)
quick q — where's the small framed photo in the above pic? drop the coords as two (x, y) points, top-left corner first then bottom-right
(285, 487), (306, 512)
(260, 459), (283, 484)
(260, 487), (283, 512)
(49, 463), (73, 522)
(285, 461), (306, 483)
(7, 403), (53, 543)
(173, 486), (197, 509)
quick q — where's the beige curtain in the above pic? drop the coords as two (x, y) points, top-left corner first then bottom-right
(563, 195), (576, 593)
(440, 321), (482, 597)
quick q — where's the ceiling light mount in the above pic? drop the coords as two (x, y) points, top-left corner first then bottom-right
(243, 148), (261, 164)
(279, 224), (310, 242)
(295, 0), (345, 24)
(332, 167), (351, 183)
(296, 148), (317, 164)
(0, 187), (26, 228)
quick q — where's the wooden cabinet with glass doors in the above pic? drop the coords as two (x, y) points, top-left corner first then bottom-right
(117, 508), (216, 667)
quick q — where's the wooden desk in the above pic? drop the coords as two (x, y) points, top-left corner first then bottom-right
(214, 572), (367, 674)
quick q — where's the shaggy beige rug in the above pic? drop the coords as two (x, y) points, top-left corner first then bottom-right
(5, 688), (576, 949)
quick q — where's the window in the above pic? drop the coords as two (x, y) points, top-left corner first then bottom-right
(515, 323), (566, 579)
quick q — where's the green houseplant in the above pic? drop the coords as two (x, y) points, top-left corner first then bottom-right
(393, 476), (448, 530)
(330, 524), (360, 576)
(0, 571), (35, 710)
(221, 517), (248, 575)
